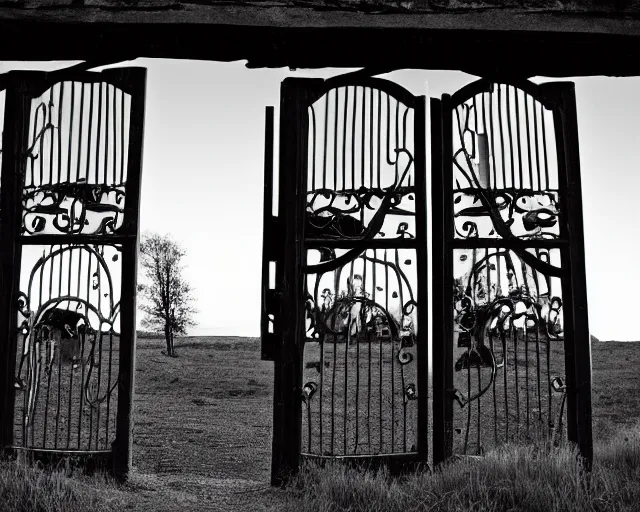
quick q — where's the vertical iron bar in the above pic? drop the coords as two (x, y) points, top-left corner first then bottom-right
(532, 95), (541, 191)
(86, 84), (94, 185)
(342, 87), (348, 192)
(322, 94), (330, 196)
(361, 87), (366, 190)
(524, 94), (533, 190)
(547, 321), (552, 437)
(506, 85), (515, 189)
(514, 324), (520, 437)
(45, 88), (53, 186)
(344, 259), (354, 454)
(66, 249), (74, 449)
(382, 249), (388, 452)
(480, 92), (490, 189)
(463, 348), (471, 454)
(514, 88), (523, 190)
(377, 90), (381, 188)
(488, 89), (497, 189)
(95, 331), (104, 449)
(535, 310), (542, 423)
(477, 365), (481, 453)
(333, 88), (338, 191)
(525, 323), (530, 437)
(57, 82), (64, 185)
(95, 83), (102, 185)
(388, 250), (395, 451)
(369, 88), (374, 188)
(104, 83), (110, 186)
(76, 83), (85, 183)
(490, 331), (497, 444)
(113, 85), (117, 186)
(368, 250), (374, 452)
(541, 103), (550, 193)
(497, 84), (506, 188)
(68, 82), (75, 184)
(310, 106), (316, 191)
(501, 329), (509, 441)
(120, 88), (125, 184)
(77, 248), (85, 447)
(55, 252), (64, 450)
(352, 87), (357, 190)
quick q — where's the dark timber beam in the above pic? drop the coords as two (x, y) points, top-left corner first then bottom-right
(0, 11), (640, 77)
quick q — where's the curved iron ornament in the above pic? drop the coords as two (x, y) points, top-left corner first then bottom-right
(299, 79), (423, 458)
(20, 81), (132, 237)
(15, 244), (122, 449)
(6, 73), (139, 458)
(445, 78), (570, 457)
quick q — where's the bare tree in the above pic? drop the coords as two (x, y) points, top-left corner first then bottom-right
(138, 232), (197, 356)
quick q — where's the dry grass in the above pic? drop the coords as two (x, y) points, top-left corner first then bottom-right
(280, 425), (640, 512)
(0, 456), (126, 512)
(3, 336), (640, 511)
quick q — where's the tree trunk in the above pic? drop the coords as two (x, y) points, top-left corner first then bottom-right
(164, 323), (173, 356)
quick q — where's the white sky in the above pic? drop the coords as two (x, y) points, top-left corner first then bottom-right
(0, 59), (638, 341)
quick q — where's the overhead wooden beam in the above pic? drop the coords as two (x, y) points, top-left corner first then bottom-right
(0, 11), (640, 77)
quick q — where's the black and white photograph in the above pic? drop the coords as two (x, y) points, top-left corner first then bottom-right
(0, 9), (639, 512)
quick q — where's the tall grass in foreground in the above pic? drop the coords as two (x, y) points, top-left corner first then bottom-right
(281, 427), (640, 512)
(0, 457), (126, 512)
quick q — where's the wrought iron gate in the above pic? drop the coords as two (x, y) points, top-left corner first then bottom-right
(0, 68), (146, 475)
(263, 75), (592, 484)
(263, 77), (429, 484)
(432, 79), (592, 465)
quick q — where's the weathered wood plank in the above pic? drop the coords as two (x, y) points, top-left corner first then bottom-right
(0, 15), (640, 78)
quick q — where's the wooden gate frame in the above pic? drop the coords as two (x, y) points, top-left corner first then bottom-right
(0, 67), (146, 478)
(431, 78), (592, 467)
(264, 76), (429, 486)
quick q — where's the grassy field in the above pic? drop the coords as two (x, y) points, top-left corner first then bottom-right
(2, 335), (640, 511)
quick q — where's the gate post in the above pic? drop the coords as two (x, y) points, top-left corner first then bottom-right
(0, 79), (28, 451)
(545, 81), (593, 468)
(270, 78), (312, 486)
(113, 69), (146, 479)
(414, 95), (430, 464)
(431, 95), (454, 465)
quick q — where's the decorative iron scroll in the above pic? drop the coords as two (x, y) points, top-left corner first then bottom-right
(14, 244), (122, 451)
(447, 82), (567, 456)
(306, 86), (417, 242)
(302, 248), (418, 456)
(300, 84), (423, 457)
(9, 77), (135, 454)
(452, 248), (565, 455)
(452, 84), (561, 241)
(22, 81), (132, 236)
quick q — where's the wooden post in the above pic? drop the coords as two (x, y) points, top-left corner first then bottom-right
(431, 95), (454, 465)
(545, 81), (593, 468)
(113, 68), (146, 479)
(261, 106), (280, 362)
(0, 78), (28, 451)
(413, 95), (430, 465)
(270, 78), (310, 486)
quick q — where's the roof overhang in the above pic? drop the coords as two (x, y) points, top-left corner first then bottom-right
(1, 5), (640, 77)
